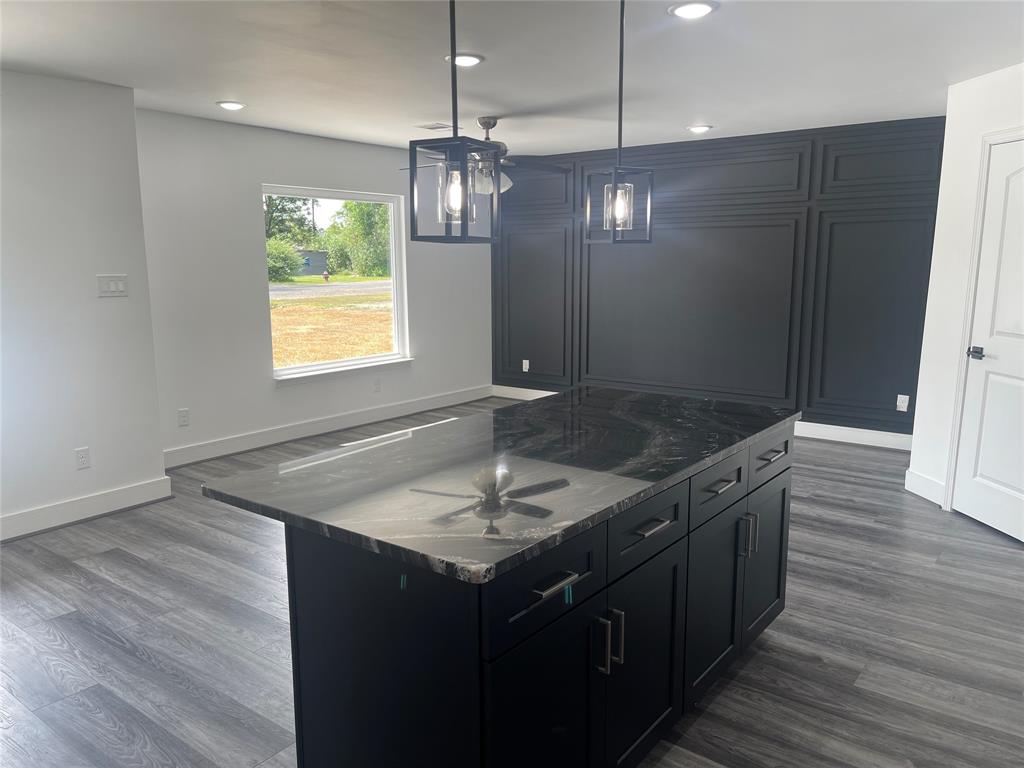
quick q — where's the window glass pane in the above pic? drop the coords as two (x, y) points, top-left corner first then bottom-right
(264, 192), (396, 369)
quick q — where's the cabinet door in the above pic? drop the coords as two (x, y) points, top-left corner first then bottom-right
(606, 538), (686, 768)
(741, 470), (791, 647)
(684, 498), (748, 709)
(484, 591), (607, 768)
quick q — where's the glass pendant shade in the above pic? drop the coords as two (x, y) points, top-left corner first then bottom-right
(410, 135), (501, 243)
(585, 166), (653, 243)
(603, 181), (634, 230)
(438, 162), (476, 223)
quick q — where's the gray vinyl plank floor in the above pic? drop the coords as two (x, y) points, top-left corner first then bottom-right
(2, 398), (1022, 768)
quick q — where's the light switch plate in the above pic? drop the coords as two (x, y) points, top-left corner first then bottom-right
(896, 394), (910, 412)
(97, 274), (128, 298)
(522, 359), (530, 373)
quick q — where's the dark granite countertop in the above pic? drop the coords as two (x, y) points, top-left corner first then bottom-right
(202, 387), (799, 584)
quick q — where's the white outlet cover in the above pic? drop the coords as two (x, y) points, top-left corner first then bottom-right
(896, 394), (910, 412)
(74, 446), (90, 470)
(522, 359), (530, 373)
(177, 408), (190, 427)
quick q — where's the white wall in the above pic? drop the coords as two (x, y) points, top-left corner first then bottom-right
(134, 110), (492, 466)
(1, 72), (169, 537)
(907, 63), (1024, 505)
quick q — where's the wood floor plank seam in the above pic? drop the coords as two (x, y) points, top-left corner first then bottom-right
(3, 398), (1022, 768)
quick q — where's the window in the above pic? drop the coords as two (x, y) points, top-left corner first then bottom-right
(263, 185), (408, 378)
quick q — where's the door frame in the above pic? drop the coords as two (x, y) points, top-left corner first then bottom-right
(943, 125), (1024, 512)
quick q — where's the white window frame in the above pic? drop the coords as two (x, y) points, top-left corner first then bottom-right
(263, 184), (411, 380)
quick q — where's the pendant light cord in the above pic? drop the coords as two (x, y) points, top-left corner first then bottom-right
(616, 0), (625, 166)
(450, 0), (459, 137)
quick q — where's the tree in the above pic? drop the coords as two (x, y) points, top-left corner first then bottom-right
(266, 236), (304, 281)
(334, 201), (392, 277)
(264, 195), (318, 246)
(317, 228), (351, 274)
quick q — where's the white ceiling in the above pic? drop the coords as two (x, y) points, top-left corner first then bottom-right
(2, 1), (1022, 155)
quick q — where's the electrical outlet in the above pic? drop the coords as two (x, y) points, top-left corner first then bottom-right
(896, 394), (910, 412)
(522, 359), (530, 373)
(373, 377), (382, 394)
(74, 447), (91, 470)
(97, 274), (128, 298)
(177, 408), (190, 427)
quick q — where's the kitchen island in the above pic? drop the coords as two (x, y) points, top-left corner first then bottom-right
(203, 387), (800, 768)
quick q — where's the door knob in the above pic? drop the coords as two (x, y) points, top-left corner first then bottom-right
(967, 346), (985, 360)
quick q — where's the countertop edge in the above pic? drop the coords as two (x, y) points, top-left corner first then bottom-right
(201, 412), (801, 585)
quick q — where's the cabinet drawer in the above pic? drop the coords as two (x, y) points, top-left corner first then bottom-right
(747, 425), (794, 491)
(481, 525), (607, 660)
(607, 480), (689, 582)
(689, 449), (749, 531)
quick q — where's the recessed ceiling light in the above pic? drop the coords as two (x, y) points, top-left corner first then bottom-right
(444, 53), (484, 67)
(669, 2), (719, 20)
(687, 125), (713, 134)
(216, 101), (246, 111)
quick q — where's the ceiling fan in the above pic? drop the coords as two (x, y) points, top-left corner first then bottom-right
(403, 116), (569, 194)
(409, 464), (570, 537)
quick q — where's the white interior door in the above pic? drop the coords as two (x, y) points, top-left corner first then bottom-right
(953, 134), (1024, 542)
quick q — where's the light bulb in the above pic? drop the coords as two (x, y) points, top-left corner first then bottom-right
(613, 189), (629, 223)
(444, 169), (464, 215)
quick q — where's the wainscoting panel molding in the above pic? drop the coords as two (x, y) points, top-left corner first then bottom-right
(492, 117), (944, 434)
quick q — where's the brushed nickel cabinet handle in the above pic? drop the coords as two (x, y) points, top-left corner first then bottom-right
(597, 617), (613, 675)
(752, 512), (760, 554)
(532, 570), (581, 601)
(611, 609), (626, 665)
(739, 515), (754, 557)
(635, 517), (671, 539)
(758, 447), (786, 465)
(708, 478), (739, 496)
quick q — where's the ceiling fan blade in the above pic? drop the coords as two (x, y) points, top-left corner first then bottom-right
(398, 164), (446, 171)
(410, 488), (479, 499)
(502, 156), (571, 175)
(431, 502), (480, 526)
(505, 478), (571, 499)
(506, 501), (554, 519)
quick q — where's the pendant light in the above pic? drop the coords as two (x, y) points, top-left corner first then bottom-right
(584, 0), (653, 244)
(409, 0), (502, 243)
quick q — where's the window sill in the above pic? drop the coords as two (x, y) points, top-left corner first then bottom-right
(273, 355), (414, 382)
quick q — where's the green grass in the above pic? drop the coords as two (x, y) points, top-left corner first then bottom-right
(269, 293), (392, 310)
(270, 274), (386, 285)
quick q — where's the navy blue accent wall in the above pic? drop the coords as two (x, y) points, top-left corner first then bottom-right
(492, 117), (944, 434)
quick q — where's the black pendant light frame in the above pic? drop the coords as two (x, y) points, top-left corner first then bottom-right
(409, 0), (502, 244)
(584, 0), (654, 244)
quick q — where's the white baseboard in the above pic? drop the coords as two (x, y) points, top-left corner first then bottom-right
(904, 468), (946, 506)
(490, 385), (558, 401)
(164, 384), (494, 469)
(794, 421), (912, 450)
(0, 475), (172, 541)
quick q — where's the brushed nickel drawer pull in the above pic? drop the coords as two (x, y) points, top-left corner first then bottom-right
(597, 617), (613, 675)
(708, 477), (739, 496)
(752, 512), (760, 554)
(759, 447), (786, 465)
(635, 517), (671, 539)
(532, 570), (582, 601)
(611, 609), (626, 665)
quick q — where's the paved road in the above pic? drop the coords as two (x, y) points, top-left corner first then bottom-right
(268, 280), (391, 299)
